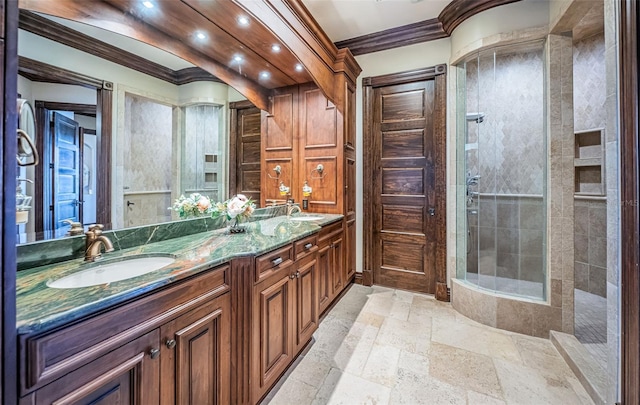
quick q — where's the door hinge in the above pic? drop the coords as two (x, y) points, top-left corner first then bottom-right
(49, 205), (53, 211)
(49, 163), (54, 169)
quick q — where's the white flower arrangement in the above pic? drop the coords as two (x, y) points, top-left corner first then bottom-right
(170, 193), (214, 219)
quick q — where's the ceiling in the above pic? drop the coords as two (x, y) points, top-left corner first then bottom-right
(301, 0), (453, 42)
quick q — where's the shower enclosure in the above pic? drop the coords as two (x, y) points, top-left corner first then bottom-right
(456, 41), (547, 300)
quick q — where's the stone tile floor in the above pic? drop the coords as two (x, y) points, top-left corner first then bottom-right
(262, 284), (593, 405)
(574, 288), (608, 371)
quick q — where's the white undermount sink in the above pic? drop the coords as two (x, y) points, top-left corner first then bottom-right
(289, 215), (323, 222)
(47, 256), (176, 289)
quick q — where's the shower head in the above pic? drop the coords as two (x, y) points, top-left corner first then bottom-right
(466, 112), (485, 123)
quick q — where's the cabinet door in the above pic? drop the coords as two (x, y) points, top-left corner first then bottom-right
(160, 294), (231, 405)
(294, 256), (318, 352)
(251, 273), (294, 404)
(33, 330), (160, 405)
(331, 235), (344, 296)
(317, 242), (332, 314)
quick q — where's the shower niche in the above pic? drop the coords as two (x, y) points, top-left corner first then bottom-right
(574, 128), (605, 195)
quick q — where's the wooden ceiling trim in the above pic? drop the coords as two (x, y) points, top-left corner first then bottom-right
(19, 10), (223, 86)
(18, 56), (107, 89)
(18, 0), (271, 110)
(105, 0), (296, 88)
(335, 18), (447, 56)
(234, 0), (338, 101)
(334, 0), (522, 56)
(182, 0), (313, 85)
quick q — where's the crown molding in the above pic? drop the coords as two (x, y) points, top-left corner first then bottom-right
(334, 0), (521, 56)
(18, 10), (221, 86)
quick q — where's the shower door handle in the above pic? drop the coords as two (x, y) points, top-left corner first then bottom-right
(428, 208), (435, 216)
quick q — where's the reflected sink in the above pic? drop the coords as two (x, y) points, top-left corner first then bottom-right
(289, 215), (324, 222)
(47, 256), (176, 289)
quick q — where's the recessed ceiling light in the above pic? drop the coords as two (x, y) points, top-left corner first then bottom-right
(195, 31), (207, 40)
(142, 1), (154, 8)
(295, 63), (304, 72)
(271, 44), (281, 52)
(233, 55), (243, 63)
(259, 71), (270, 80)
(237, 16), (249, 26)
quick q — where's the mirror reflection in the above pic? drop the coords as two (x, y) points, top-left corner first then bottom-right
(17, 12), (256, 244)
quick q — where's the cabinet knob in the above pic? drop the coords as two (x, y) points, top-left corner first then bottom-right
(149, 348), (160, 359)
(289, 273), (296, 279)
(165, 339), (176, 349)
(296, 271), (301, 278)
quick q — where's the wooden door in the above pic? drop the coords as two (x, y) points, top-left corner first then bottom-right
(230, 101), (261, 203)
(372, 80), (437, 294)
(52, 112), (81, 235)
(294, 256), (318, 352)
(160, 294), (230, 405)
(32, 330), (160, 404)
(251, 272), (294, 404)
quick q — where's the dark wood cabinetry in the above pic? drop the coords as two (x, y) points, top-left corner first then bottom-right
(28, 330), (160, 405)
(19, 266), (231, 405)
(160, 293), (231, 405)
(318, 221), (345, 315)
(250, 238), (319, 404)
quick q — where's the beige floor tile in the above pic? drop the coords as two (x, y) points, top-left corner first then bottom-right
(429, 342), (504, 400)
(431, 317), (522, 363)
(565, 374), (597, 405)
(354, 310), (385, 328)
(494, 358), (586, 405)
(376, 316), (431, 356)
(361, 343), (401, 387)
(397, 349), (429, 377)
(467, 390), (507, 404)
(289, 356), (332, 388)
(389, 299), (412, 321)
(390, 368), (467, 405)
(313, 368), (391, 405)
(268, 377), (318, 405)
(333, 325), (377, 375)
(408, 294), (461, 322)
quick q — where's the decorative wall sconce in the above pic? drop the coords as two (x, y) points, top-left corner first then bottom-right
(268, 164), (282, 180)
(310, 164), (326, 180)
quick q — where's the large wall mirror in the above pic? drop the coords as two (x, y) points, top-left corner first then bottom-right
(16, 11), (260, 243)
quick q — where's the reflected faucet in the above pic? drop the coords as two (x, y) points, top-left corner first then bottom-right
(84, 224), (114, 262)
(287, 201), (301, 217)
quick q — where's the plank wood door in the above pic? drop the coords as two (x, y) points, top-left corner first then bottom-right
(364, 66), (447, 298)
(230, 101), (261, 203)
(52, 112), (81, 234)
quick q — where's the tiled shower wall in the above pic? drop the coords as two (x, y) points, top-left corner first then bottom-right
(123, 94), (174, 227)
(464, 46), (545, 293)
(573, 32), (607, 298)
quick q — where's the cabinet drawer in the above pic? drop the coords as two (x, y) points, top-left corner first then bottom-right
(319, 221), (343, 246)
(20, 264), (230, 395)
(294, 234), (318, 261)
(254, 244), (294, 283)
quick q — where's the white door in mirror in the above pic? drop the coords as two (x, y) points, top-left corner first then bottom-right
(47, 257), (176, 289)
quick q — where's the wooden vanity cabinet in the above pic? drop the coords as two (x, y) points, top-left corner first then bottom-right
(19, 265), (231, 405)
(317, 221), (345, 315)
(250, 237), (319, 404)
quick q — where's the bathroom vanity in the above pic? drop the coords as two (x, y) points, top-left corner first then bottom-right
(16, 214), (348, 405)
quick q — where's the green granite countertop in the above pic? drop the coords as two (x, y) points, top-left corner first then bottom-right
(17, 214), (342, 335)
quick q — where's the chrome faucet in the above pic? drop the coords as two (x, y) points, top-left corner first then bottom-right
(84, 224), (114, 262)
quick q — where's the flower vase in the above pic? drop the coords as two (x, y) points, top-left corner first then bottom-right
(228, 217), (245, 233)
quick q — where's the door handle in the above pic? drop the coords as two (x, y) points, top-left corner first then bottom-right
(127, 200), (135, 207)
(428, 208), (435, 216)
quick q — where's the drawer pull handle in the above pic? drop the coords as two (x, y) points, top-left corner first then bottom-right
(166, 339), (176, 349)
(304, 243), (313, 249)
(149, 348), (160, 360)
(271, 257), (283, 266)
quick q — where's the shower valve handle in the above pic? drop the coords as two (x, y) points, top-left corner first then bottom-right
(428, 208), (435, 216)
